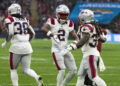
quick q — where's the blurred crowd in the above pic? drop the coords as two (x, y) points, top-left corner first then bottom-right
(0, 0), (31, 21)
(0, 0), (120, 33)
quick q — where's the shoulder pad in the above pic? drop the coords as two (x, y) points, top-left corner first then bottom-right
(101, 29), (107, 35)
(25, 17), (29, 22)
(7, 16), (14, 22)
(69, 20), (74, 27)
(4, 16), (14, 24)
(81, 24), (93, 33)
(50, 18), (55, 25)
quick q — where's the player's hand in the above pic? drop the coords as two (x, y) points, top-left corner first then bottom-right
(60, 43), (77, 56)
(67, 43), (77, 51)
(99, 33), (107, 42)
(1, 41), (7, 48)
(99, 61), (106, 72)
(53, 35), (60, 43)
(60, 49), (69, 56)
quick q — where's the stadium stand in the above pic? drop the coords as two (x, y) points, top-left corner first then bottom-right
(0, 0), (120, 38)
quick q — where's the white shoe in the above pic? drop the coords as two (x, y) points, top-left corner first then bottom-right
(37, 76), (44, 86)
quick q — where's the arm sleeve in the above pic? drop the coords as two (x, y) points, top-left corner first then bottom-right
(4, 18), (11, 24)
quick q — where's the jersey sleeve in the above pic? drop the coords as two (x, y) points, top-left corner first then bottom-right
(68, 20), (74, 32)
(4, 16), (15, 24)
(46, 18), (51, 25)
(4, 18), (12, 24)
(25, 17), (30, 25)
(81, 26), (91, 33)
(101, 29), (107, 35)
(81, 24), (93, 34)
(46, 18), (55, 26)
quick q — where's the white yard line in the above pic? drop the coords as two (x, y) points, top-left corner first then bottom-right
(0, 57), (47, 61)
(0, 82), (119, 86)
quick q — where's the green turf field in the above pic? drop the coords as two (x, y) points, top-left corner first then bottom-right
(0, 39), (119, 86)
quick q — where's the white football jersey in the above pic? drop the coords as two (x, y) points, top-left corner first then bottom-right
(46, 18), (74, 52)
(4, 16), (33, 54)
(80, 24), (100, 57)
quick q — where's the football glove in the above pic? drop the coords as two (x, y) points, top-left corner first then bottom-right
(99, 33), (107, 42)
(1, 41), (7, 48)
(60, 43), (77, 56)
(67, 43), (77, 51)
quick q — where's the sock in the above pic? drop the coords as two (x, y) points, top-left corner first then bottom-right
(62, 70), (76, 86)
(23, 68), (39, 81)
(11, 69), (18, 86)
(57, 70), (65, 86)
(76, 76), (85, 86)
(93, 76), (107, 86)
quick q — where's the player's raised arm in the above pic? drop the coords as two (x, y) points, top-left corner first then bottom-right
(1, 19), (14, 48)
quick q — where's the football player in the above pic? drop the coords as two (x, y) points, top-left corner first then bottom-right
(62, 9), (107, 86)
(41, 4), (79, 86)
(1, 3), (44, 86)
(84, 29), (107, 86)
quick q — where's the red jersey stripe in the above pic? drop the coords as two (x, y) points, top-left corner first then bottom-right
(8, 16), (14, 22)
(50, 18), (55, 25)
(69, 20), (73, 27)
(52, 52), (61, 70)
(82, 24), (93, 32)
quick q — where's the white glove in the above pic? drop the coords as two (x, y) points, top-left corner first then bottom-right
(1, 41), (7, 48)
(60, 49), (69, 56)
(67, 43), (77, 51)
(99, 57), (106, 72)
(53, 35), (60, 43)
(60, 43), (77, 56)
(100, 33), (107, 41)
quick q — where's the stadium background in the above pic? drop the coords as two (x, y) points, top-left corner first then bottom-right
(0, 0), (120, 86)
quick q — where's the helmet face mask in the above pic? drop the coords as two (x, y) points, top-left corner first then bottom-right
(78, 9), (94, 25)
(8, 3), (21, 16)
(57, 12), (69, 20)
(56, 4), (70, 24)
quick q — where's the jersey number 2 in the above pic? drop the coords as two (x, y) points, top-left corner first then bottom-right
(57, 30), (65, 41)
